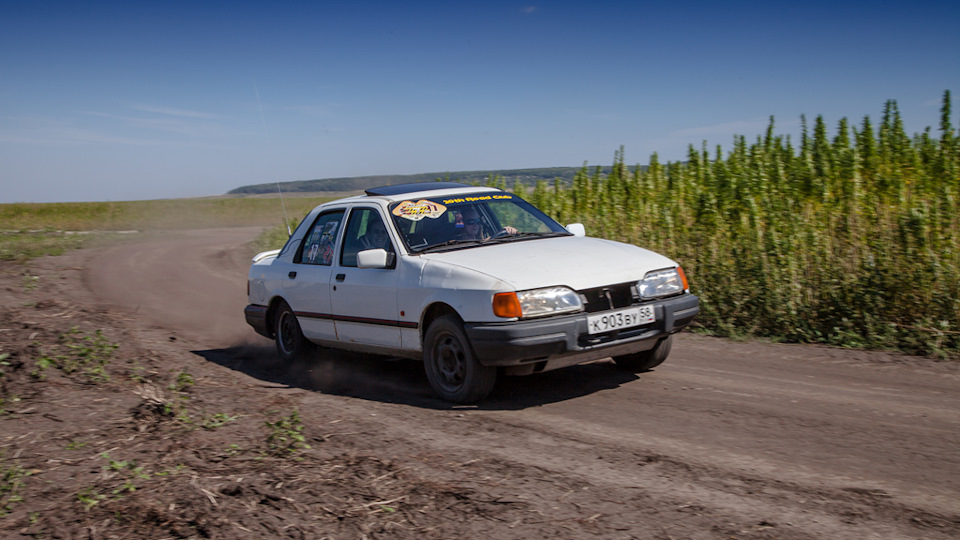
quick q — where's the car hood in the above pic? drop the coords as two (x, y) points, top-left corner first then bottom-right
(419, 236), (677, 291)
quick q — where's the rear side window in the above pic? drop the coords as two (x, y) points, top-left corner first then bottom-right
(295, 210), (345, 265)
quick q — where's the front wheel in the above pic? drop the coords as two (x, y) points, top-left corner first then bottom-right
(274, 300), (315, 362)
(613, 334), (673, 372)
(423, 315), (496, 404)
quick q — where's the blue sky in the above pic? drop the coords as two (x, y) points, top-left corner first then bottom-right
(2, 0), (958, 203)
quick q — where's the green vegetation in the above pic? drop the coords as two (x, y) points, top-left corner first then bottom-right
(0, 352), (17, 415)
(0, 230), (85, 261)
(169, 370), (195, 393)
(20, 274), (38, 290)
(0, 196), (331, 231)
(75, 486), (106, 511)
(31, 328), (118, 382)
(0, 196), (335, 260)
(1, 452), (30, 516)
(265, 410), (311, 456)
(65, 440), (88, 450)
(251, 217), (301, 253)
(523, 92), (958, 357)
(74, 454), (186, 511)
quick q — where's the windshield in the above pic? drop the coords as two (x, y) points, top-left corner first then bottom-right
(389, 192), (570, 253)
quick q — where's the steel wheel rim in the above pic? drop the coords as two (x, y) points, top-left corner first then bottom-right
(278, 311), (297, 356)
(434, 333), (466, 391)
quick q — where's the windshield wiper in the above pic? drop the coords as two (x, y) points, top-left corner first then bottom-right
(415, 239), (482, 253)
(414, 232), (569, 253)
(480, 231), (569, 244)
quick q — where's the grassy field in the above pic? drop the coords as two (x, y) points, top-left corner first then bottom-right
(0, 195), (335, 261)
(0, 195), (336, 231)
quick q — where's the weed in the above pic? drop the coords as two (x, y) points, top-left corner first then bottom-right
(1, 453), (30, 517)
(224, 443), (243, 457)
(0, 396), (15, 416)
(30, 355), (52, 380)
(169, 369), (194, 393)
(198, 412), (238, 430)
(265, 410), (311, 456)
(65, 440), (88, 450)
(0, 352), (19, 414)
(21, 274), (39, 291)
(76, 486), (106, 510)
(31, 328), (118, 383)
(153, 464), (185, 477)
(93, 453), (152, 502)
(125, 359), (149, 383)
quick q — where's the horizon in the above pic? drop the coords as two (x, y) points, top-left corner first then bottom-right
(2, 0), (958, 203)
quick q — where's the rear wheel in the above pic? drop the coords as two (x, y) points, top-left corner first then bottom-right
(274, 300), (315, 362)
(613, 334), (673, 372)
(423, 315), (496, 404)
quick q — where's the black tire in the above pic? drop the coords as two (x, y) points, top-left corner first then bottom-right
(423, 315), (496, 404)
(274, 300), (315, 362)
(613, 334), (673, 372)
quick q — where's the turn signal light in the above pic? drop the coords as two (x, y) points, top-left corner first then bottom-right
(678, 266), (689, 291)
(492, 292), (523, 318)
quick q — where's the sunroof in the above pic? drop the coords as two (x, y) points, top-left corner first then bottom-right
(364, 182), (472, 197)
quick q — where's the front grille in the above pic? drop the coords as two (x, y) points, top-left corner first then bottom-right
(578, 282), (636, 313)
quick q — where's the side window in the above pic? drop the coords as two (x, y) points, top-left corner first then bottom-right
(295, 210), (344, 266)
(341, 208), (395, 268)
(279, 215), (311, 257)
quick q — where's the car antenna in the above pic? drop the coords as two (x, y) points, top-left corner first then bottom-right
(253, 78), (292, 236)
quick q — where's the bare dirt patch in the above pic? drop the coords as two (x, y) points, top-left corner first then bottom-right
(1, 227), (958, 539)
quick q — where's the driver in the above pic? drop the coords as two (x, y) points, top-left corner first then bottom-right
(360, 219), (390, 250)
(457, 208), (517, 241)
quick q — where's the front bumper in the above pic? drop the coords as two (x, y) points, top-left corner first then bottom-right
(465, 293), (698, 370)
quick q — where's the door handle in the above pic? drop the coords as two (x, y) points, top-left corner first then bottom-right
(335, 273), (346, 282)
(288, 271), (297, 279)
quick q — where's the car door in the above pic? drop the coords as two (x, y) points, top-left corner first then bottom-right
(330, 207), (401, 348)
(282, 209), (345, 343)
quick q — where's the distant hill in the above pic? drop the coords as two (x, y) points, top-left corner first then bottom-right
(227, 166), (614, 195)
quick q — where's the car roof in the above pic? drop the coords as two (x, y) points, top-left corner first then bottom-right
(365, 182), (471, 197)
(361, 182), (500, 202)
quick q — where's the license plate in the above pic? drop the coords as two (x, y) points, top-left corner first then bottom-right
(587, 306), (655, 334)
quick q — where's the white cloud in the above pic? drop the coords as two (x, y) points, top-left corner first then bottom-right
(127, 104), (217, 119)
(81, 108), (230, 139)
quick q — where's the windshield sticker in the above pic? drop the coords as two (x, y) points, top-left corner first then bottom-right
(441, 194), (513, 204)
(393, 200), (446, 221)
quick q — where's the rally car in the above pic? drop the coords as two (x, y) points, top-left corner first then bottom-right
(245, 182), (699, 403)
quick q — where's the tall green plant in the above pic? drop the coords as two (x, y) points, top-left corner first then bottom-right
(517, 94), (959, 357)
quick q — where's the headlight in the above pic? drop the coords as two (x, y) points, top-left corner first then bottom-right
(493, 287), (582, 318)
(638, 267), (687, 299)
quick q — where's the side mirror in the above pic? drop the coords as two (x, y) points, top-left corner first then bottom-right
(566, 223), (586, 237)
(357, 248), (391, 269)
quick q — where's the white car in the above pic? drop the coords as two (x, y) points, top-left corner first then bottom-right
(245, 182), (699, 403)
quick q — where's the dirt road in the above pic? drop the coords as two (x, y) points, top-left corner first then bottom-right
(3, 227), (958, 539)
